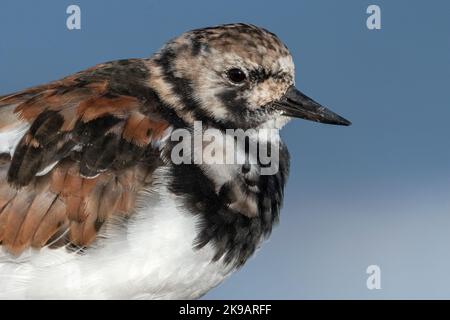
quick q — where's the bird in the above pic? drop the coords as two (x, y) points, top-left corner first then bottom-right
(0, 23), (350, 299)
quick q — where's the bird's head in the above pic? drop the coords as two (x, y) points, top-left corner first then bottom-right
(149, 23), (351, 129)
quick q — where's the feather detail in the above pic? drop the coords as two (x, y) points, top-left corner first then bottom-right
(0, 59), (169, 254)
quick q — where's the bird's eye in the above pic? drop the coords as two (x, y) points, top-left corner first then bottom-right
(227, 68), (247, 84)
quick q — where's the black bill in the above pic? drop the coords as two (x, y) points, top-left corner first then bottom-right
(274, 86), (351, 126)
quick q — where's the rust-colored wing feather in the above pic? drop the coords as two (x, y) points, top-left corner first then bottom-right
(0, 59), (170, 255)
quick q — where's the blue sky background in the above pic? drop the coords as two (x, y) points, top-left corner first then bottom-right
(1, 0), (449, 299)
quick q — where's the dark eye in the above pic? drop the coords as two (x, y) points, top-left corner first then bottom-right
(227, 68), (247, 84)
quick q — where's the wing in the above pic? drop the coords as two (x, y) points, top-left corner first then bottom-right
(0, 59), (171, 255)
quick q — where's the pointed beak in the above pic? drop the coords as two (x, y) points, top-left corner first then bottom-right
(274, 86), (351, 126)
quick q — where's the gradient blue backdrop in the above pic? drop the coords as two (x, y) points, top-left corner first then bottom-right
(1, 0), (449, 299)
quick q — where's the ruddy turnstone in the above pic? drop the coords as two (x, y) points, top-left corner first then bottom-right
(0, 23), (350, 299)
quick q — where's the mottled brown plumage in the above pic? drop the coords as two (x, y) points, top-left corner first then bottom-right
(0, 59), (168, 254)
(0, 159), (157, 255)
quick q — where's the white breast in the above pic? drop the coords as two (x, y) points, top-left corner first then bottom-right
(0, 168), (235, 299)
